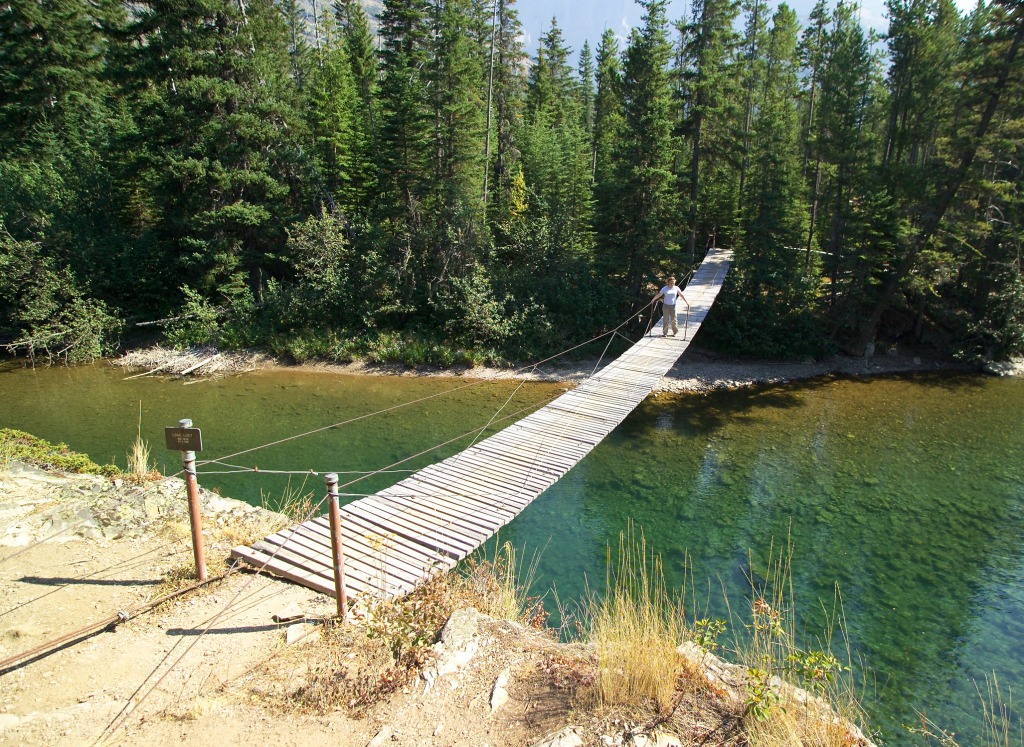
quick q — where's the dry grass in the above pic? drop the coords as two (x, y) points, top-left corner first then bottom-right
(586, 524), (689, 712)
(0, 435), (14, 477)
(734, 541), (869, 747)
(459, 540), (547, 626)
(909, 675), (1023, 747)
(244, 539), (552, 717)
(125, 402), (161, 483)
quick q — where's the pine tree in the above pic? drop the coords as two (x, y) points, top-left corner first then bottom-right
(578, 40), (595, 136)
(856, 0), (1024, 354)
(486, 0), (526, 227)
(737, 0), (768, 206)
(602, 0), (678, 297)
(306, 13), (363, 213)
(813, 1), (877, 318)
(593, 29), (624, 190)
(117, 0), (307, 306)
(375, 0), (433, 284)
(723, 3), (818, 355)
(424, 0), (487, 272)
(0, 0), (126, 344)
(521, 18), (593, 255)
(677, 0), (741, 263)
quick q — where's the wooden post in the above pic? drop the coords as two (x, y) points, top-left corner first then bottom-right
(325, 473), (347, 620)
(179, 418), (207, 582)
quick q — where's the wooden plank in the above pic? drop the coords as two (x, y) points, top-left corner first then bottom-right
(373, 490), (499, 539)
(251, 540), (364, 596)
(346, 499), (479, 558)
(255, 534), (391, 597)
(231, 546), (338, 597)
(302, 518), (432, 577)
(435, 460), (550, 502)
(284, 523), (426, 586)
(388, 477), (513, 525)
(310, 514), (454, 573)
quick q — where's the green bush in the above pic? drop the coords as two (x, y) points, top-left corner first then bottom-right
(0, 429), (120, 476)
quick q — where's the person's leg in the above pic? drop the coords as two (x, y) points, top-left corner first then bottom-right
(662, 304), (672, 335)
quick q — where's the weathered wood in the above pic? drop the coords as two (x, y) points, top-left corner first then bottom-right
(232, 247), (732, 601)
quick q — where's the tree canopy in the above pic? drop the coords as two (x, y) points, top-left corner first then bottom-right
(1, 0), (1022, 364)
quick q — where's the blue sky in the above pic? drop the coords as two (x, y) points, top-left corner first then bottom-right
(515, 0), (979, 57)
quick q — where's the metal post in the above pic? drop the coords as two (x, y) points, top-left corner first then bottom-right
(325, 473), (347, 619)
(179, 418), (207, 582)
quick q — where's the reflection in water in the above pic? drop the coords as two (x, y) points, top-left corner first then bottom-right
(1, 363), (1022, 744)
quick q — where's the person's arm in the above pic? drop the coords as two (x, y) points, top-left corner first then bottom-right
(653, 288), (664, 303)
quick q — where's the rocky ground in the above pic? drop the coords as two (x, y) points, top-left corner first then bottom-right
(0, 463), (875, 747)
(114, 343), (1019, 392)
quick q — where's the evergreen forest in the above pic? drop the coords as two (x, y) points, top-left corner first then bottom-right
(1, 0), (1023, 365)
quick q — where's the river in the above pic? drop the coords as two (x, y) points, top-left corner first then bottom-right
(1, 360), (1021, 744)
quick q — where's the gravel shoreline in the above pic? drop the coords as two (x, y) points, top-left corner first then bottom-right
(114, 345), (1020, 393)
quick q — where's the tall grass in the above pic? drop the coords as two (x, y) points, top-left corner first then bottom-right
(461, 540), (545, 625)
(586, 523), (689, 711)
(126, 401), (156, 480)
(735, 540), (868, 747)
(911, 675), (1023, 747)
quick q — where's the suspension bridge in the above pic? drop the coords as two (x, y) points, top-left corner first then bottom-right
(232, 246), (733, 601)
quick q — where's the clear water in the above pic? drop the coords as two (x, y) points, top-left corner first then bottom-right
(1, 361), (1021, 744)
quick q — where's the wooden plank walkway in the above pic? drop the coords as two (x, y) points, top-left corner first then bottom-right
(232, 247), (733, 599)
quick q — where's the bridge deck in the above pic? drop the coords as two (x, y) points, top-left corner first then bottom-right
(232, 247), (732, 599)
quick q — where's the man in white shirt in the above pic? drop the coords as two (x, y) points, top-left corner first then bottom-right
(653, 276), (686, 337)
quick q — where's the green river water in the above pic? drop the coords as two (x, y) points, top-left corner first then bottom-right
(1, 361), (1022, 744)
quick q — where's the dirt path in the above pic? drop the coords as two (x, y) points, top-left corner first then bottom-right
(0, 466), (581, 747)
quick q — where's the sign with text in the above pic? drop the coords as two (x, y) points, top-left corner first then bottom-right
(165, 426), (203, 452)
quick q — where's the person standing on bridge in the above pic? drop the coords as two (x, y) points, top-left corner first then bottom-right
(653, 276), (685, 337)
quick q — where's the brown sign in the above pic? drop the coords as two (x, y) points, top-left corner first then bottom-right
(165, 427), (203, 452)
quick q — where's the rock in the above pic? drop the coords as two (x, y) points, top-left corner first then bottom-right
(367, 725), (392, 747)
(983, 360), (1020, 377)
(631, 735), (649, 747)
(272, 602), (305, 623)
(434, 608), (481, 676)
(433, 722), (444, 736)
(531, 726), (583, 747)
(652, 732), (681, 747)
(285, 622), (318, 645)
(0, 714), (21, 731)
(489, 667), (510, 715)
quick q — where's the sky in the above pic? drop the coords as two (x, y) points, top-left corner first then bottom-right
(514, 0), (980, 57)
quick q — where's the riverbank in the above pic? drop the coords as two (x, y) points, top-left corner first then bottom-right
(1, 454), (876, 747)
(111, 343), (1006, 392)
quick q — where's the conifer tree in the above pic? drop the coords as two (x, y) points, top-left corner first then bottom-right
(722, 3), (818, 355)
(578, 40), (595, 136)
(856, 0), (1024, 354)
(521, 19), (593, 256)
(118, 0), (307, 306)
(376, 0), (432, 290)
(593, 29), (624, 190)
(677, 0), (741, 263)
(486, 0), (526, 227)
(813, 1), (877, 317)
(306, 13), (363, 213)
(602, 0), (678, 297)
(737, 0), (768, 205)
